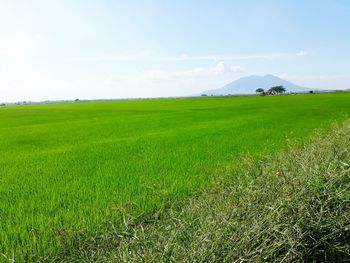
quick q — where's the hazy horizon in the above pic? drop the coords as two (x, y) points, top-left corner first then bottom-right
(1, 1), (350, 102)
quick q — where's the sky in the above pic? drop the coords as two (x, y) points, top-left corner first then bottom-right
(1, 0), (350, 102)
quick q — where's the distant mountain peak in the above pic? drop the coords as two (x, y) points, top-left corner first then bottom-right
(202, 74), (313, 95)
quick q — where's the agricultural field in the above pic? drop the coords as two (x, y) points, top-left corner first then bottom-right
(1, 93), (350, 260)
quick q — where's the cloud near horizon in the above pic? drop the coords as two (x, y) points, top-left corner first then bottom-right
(160, 50), (308, 62)
(143, 61), (244, 80)
(106, 62), (243, 86)
(102, 62), (244, 98)
(296, 50), (308, 57)
(54, 50), (308, 62)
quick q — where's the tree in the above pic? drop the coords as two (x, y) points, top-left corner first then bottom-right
(256, 88), (265, 93)
(268, 85), (286, 94)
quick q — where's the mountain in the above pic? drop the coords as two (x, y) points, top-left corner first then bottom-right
(202, 74), (313, 95)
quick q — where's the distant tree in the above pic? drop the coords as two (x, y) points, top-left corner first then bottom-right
(256, 88), (265, 94)
(268, 85), (286, 94)
(309, 90), (314, 94)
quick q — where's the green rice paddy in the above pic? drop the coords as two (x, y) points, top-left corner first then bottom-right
(1, 93), (350, 260)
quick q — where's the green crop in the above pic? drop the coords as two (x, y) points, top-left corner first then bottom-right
(1, 93), (350, 260)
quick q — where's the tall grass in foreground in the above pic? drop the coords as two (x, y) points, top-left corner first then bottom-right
(62, 121), (350, 262)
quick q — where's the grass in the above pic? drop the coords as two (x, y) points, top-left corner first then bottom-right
(1, 93), (350, 260)
(83, 120), (350, 262)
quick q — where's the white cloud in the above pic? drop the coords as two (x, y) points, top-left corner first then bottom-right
(296, 50), (308, 56)
(105, 62), (243, 88)
(162, 50), (309, 61)
(215, 61), (244, 73)
(103, 62), (243, 98)
(143, 61), (243, 80)
(58, 50), (308, 62)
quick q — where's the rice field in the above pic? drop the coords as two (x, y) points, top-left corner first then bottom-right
(1, 93), (350, 260)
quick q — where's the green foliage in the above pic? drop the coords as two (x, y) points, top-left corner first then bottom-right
(256, 88), (264, 93)
(1, 93), (350, 260)
(269, 85), (286, 94)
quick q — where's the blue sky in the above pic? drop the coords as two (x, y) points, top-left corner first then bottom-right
(1, 0), (349, 102)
